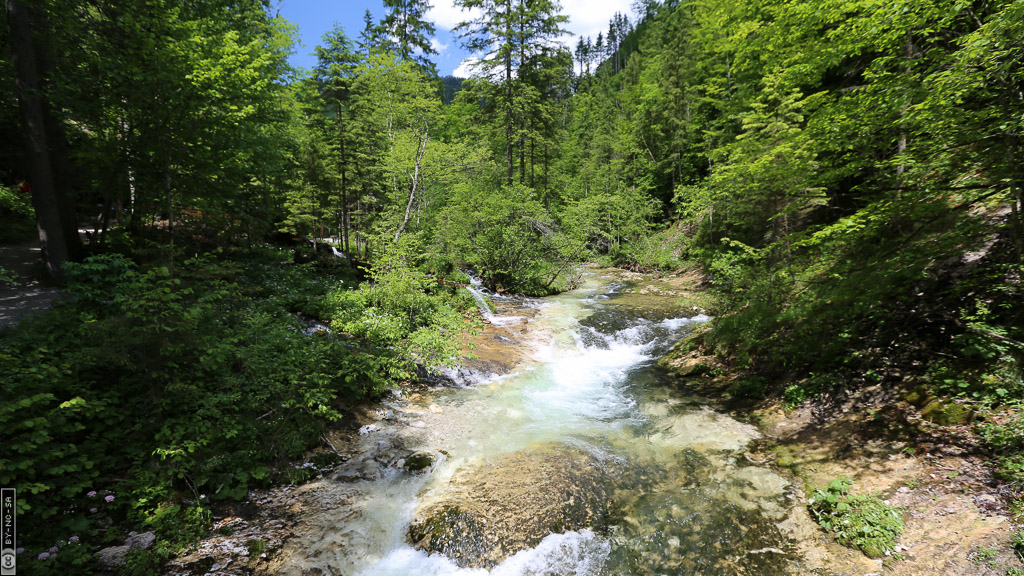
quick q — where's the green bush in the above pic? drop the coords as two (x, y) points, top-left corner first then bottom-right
(1012, 528), (1024, 555)
(328, 241), (478, 379)
(0, 184), (35, 243)
(438, 183), (581, 295)
(0, 265), (17, 287)
(732, 376), (769, 399)
(808, 477), (904, 559)
(979, 410), (1024, 487)
(2, 247), (445, 570)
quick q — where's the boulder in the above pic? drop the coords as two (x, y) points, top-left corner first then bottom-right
(407, 445), (613, 568)
(95, 531), (156, 571)
(920, 399), (974, 425)
(125, 531), (156, 551)
(403, 452), (435, 473)
(95, 545), (130, 572)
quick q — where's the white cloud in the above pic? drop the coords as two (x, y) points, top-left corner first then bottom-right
(427, 1), (479, 30)
(433, 0), (636, 77)
(427, 0), (632, 39)
(452, 55), (482, 78)
(560, 0), (636, 40)
(430, 37), (449, 55)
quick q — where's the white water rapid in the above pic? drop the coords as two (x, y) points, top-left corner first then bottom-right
(271, 271), (812, 576)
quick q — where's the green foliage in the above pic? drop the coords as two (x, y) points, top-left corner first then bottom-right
(438, 183), (581, 295)
(808, 477), (905, 559)
(329, 238), (476, 378)
(20, 536), (92, 575)
(732, 376), (769, 400)
(974, 545), (1001, 569)
(783, 385), (812, 410)
(1012, 529), (1024, 555)
(378, 0), (438, 76)
(0, 265), (18, 287)
(0, 184), (34, 243)
(117, 504), (212, 576)
(923, 289), (1023, 407)
(560, 187), (667, 270)
(552, 0), (1024, 411)
(781, 374), (837, 409)
(979, 410), (1024, 487)
(0, 248), (406, 567)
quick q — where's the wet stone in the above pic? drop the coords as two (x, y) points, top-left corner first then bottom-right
(408, 444), (616, 568)
(403, 452), (435, 472)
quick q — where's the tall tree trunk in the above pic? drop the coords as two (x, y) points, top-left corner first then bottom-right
(339, 117), (350, 254)
(6, 0), (76, 281)
(543, 142), (549, 201)
(529, 134), (535, 189)
(394, 126), (430, 243)
(35, 25), (82, 262)
(517, 3), (526, 184)
(1008, 138), (1023, 263)
(504, 0), (514, 186)
(164, 156), (173, 236)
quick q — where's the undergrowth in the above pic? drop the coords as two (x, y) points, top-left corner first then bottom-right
(808, 477), (904, 559)
(0, 243), (475, 574)
(0, 184), (35, 243)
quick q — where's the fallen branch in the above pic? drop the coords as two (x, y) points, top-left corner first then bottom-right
(965, 324), (1024, 350)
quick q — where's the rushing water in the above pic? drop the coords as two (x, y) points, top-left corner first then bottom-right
(273, 271), (812, 576)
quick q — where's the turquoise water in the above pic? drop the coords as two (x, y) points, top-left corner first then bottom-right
(275, 272), (802, 575)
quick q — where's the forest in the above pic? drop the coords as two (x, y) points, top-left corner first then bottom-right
(1, 0), (1023, 573)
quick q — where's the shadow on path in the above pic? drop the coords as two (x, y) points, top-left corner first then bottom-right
(0, 240), (63, 329)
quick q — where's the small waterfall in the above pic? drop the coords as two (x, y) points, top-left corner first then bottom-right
(266, 273), (808, 576)
(466, 286), (495, 322)
(465, 284), (526, 327)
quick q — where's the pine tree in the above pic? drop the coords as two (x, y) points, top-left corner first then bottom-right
(379, 0), (438, 77)
(314, 25), (362, 253)
(358, 9), (381, 56)
(454, 0), (568, 184)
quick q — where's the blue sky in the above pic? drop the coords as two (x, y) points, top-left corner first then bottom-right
(274, 0), (637, 77)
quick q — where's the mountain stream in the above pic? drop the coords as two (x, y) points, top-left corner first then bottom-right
(269, 270), (833, 575)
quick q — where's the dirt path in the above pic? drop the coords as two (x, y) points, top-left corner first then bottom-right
(0, 239), (63, 328)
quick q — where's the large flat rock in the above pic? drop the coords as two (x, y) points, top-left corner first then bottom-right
(408, 444), (615, 568)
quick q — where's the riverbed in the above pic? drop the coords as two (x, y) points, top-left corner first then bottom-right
(164, 268), (1017, 576)
(250, 269), (866, 576)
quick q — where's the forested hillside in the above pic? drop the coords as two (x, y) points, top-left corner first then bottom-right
(2, 0), (1022, 572)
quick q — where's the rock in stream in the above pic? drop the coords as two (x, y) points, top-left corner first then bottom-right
(408, 444), (616, 568)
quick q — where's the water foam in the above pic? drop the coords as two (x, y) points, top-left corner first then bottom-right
(521, 311), (711, 431)
(356, 531), (609, 576)
(467, 285), (526, 327)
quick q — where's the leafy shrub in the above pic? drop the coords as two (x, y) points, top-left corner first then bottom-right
(0, 265), (17, 287)
(782, 374), (836, 409)
(928, 300), (1023, 405)
(438, 183), (581, 295)
(783, 384), (811, 408)
(808, 477), (904, 558)
(328, 241), (477, 378)
(2, 247), (436, 568)
(732, 376), (769, 399)
(979, 411), (1024, 487)
(0, 184), (35, 243)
